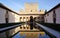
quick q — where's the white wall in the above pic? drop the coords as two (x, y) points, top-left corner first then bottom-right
(44, 7), (60, 24)
(56, 7), (60, 24)
(0, 7), (6, 23)
(0, 7), (20, 23)
(9, 11), (20, 23)
(44, 11), (53, 23)
(9, 11), (15, 23)
(15, 14), (20, 22)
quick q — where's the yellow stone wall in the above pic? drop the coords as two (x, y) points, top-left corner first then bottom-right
(25, 3), (38, 12)
(19, 3), (45, 14)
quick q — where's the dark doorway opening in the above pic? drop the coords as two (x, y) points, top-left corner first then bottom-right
(30, 16), (33, 30)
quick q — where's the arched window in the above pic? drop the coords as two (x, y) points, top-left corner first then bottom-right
(20, 26), (22, 29)
(23, 27), (25, 29)
(27, 27), (29, 29)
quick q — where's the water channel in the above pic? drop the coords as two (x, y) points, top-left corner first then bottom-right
(12, 23), (50, 38)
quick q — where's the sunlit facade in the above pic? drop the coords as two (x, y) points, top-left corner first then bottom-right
(19, 3), (45, 38)
(44, 3), (60, 24)
(19, 3), (45, 22)
(19, 3), (45, 30)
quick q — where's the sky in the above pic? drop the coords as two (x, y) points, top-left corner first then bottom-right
(0, 0), (60, 13)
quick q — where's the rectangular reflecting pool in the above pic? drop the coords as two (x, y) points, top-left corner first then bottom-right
(12, 24), (50, 38)
(12, 32), (50, 38)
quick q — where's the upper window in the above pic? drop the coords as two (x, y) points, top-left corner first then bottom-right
(40, 10), (41, 12)
(31, 10), (32, 12)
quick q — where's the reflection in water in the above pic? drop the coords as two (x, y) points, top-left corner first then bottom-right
(12, 32), (26, 38)
(12, 32), (50, 38)
(12, 33), (20, 38)
(13, 24), (50, 38)
(38, 33), (50, 38)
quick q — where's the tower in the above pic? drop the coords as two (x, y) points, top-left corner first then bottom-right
(25, 3), (38, 12)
